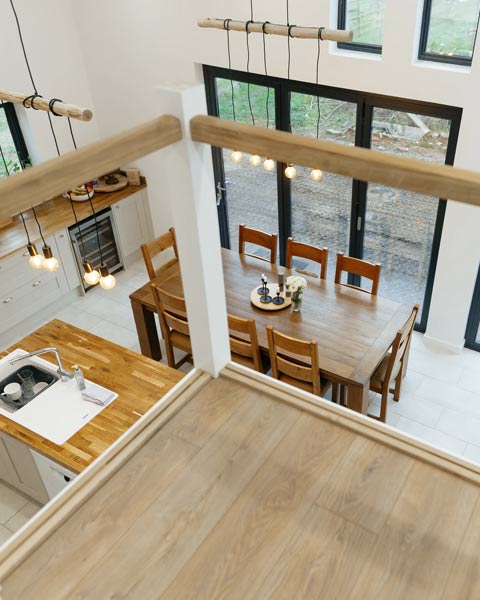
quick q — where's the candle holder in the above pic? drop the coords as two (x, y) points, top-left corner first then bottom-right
(257, 274), (270, 296)
(272, 288), (285, 305)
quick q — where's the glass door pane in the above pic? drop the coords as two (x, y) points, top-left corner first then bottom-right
(290, 93), (357, 277)
(363, 108), (451, 320)
(216, 78), (277, 258)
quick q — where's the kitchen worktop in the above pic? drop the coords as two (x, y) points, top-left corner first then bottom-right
(0, 180), (147, 260)
(0, 319), (183, 472)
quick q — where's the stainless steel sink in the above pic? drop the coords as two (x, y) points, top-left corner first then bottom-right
(0, 365), (60, 414)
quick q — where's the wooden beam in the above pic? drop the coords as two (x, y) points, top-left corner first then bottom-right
(0, 115), (182, 222)
(190, 115), (480, 208)
(198, 18), (353, 43)
(0, 89), (93, 122)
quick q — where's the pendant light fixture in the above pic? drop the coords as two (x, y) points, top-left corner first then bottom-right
(30, 206), (59, 272)
(19, 212), (44, 269)
(224, 19), (242, 164)
(261, 20), (275, 173)
(284, 2), (297, 180)
(310, 28), (325, 182)
(68, 195), (100, 286)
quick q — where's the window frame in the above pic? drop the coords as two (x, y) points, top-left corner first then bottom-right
(465, 266), (480, 351)
(0, 102), (30, 176)
(418, 0), (480, 67)
(337, 0), (383, 55)
(203, 64), (462, 333)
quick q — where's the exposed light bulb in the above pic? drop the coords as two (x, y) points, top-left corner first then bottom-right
(231, 150), (243, 163)
(249, 154), (261, 167)
(29, 254), (44, 269)
(99, 265), (116, 290)
(310, 168), (323, 181)
(263, 157), (275, 171)
(42, 245), (59, 272)
(284, 164), (297, 179)
(26, 243), (44, 269)
(83, 262), (100, 286)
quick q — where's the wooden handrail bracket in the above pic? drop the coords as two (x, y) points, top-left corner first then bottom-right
(190, 115), (480, 208)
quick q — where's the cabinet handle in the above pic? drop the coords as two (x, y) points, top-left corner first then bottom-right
(32, 280), (41, 287)
(3, 297), (13, 304)
(59, 234), (64, 239)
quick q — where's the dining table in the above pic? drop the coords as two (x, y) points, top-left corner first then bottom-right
(129, 248), (413, 415)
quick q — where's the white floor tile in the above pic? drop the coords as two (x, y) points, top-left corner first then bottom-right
(415, 376), (480, 414)
(93, 321), (139, 349)
(55, 305), (103, 335)
(457, 367), (480, 396)
(394, 416), (467, 457)
(435, 408), (480, 447)
(409, 347), (464, 384)
(0, 524), (13, 546)
(463, 444), (480, 464)
(4, 501), (41, 532)
(389, 392), (444, 428)
(0, 483), (28, 524)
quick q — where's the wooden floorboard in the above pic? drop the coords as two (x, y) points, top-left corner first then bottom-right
(2, 372), (480, 599)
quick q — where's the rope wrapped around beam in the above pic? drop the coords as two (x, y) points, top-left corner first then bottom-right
(0, 88), (93, 121)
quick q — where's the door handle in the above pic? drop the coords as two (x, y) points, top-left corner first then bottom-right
(216, 181), (226, 206)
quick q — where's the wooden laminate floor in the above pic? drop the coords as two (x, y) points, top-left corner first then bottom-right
(3, 373), (480, 599)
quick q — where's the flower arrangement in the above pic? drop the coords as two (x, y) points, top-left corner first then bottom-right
(286, 275), (307, 300)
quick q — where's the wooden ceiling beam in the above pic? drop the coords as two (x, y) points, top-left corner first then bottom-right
(0, 115), (182, 222)
(190, 115), (480, 208)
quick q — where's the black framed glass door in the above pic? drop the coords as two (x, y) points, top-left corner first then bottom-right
(203, 64), (462, 332)
(466, 267), (480, 351)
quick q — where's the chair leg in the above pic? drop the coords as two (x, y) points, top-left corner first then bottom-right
(164, 338), (176, 369)
(393, 373), (402, 402)
(332, 383), (338, 404)
(379, 390), (389, 423)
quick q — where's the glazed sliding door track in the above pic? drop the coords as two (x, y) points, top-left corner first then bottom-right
(1, 364), (480, 599)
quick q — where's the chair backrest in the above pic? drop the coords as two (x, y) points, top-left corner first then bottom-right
(141, 227), (178, 280)
(383, 304), (419, 389)
(227, 314), (263, 372)
(151, 284), (189, 340)
(335, 252), (381, 295)
(285, 237), (328, 279)
(238, 224), (278, 264)
(266, 326), (320, 395)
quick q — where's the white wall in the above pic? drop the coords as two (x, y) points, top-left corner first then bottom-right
(0, 0), (99, 163)
(8, 0), (480, 348)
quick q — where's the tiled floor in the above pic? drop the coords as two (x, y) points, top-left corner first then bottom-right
(0, 480), (42, 545)
(1, 256), (479, 547)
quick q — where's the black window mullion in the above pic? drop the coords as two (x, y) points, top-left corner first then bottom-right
(465, 267), (480, 351)
(277, 82), (291, 267)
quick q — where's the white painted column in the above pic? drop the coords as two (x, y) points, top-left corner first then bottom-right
(154, 82), (230, 376)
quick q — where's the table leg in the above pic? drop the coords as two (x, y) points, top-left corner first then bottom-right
(346, 383), (369, 415)
(130, 297), (162, 360)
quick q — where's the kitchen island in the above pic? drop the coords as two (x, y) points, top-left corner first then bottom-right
(0, 319), (183, 473)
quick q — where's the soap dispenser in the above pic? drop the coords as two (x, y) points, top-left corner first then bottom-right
(73, 365), (86, 391)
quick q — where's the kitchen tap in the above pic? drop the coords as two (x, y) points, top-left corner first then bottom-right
(9, 347), (73, 382)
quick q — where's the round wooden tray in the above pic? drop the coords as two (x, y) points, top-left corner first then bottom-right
(250, 287), (291, 311)
(94, 174), (128, 193)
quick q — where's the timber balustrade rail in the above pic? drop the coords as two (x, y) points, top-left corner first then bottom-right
(190, 114), (480, 208)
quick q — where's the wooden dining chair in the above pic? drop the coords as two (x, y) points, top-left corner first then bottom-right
(266, 326), (337, 401)
(368, 304), (419, 423)
(335, 252), (381, 295)
(228, 314), (268, 373)
(238, 224), (278, 264)
(141, 227), (178, 281)
(285, 237), (328, 279)
(151, 284), (191, 369)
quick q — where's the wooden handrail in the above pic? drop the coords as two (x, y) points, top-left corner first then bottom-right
(190, 115), (480, 208)
(198, 19), (353, 43)
(0, 115), (182, 222)
(0, 89), (93, 122)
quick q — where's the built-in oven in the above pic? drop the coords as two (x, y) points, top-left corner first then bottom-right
(68, 207), (124, 291)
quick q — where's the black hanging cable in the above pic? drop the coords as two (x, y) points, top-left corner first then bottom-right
(245, 20), (255, 126)
(9, 0), (37, 94)
(262, 22), (271, 129)
(19, 212), (31, 245)
(69, 198), (88, 260)
(32, 206), (46, 246)
(315, 28), (325, 140)
(287, 25), (295, 80)
(224, 19), (236, 122)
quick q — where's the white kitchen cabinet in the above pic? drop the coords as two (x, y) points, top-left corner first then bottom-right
(54, 229), (81, 290)
(0, 431), (49, 504)
(112, 190), (150, 259)
(31, 451), (76, 500)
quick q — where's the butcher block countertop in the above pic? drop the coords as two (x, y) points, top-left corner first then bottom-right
(0, 180), (146, 260)
(0, 319), (183, 472)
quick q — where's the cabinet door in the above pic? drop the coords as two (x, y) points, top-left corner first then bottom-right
(0, 437), (20, 488)
(112, 191), (149, 258)
(54, 229), (81, 290)
(0, 433), (49, 504)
